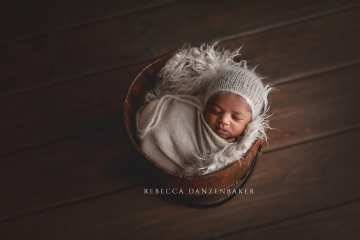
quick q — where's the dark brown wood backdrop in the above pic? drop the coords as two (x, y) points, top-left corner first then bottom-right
(1, 0), (360, 239)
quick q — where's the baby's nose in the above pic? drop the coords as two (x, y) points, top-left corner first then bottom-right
(220, 114), (231, 125)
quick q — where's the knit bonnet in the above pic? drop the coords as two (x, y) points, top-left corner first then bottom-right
(203, 66), (268, 119)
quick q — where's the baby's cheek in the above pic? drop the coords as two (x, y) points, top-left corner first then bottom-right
(233, 122), (247, 136)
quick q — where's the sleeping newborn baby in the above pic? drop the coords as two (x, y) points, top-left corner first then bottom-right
(136, 43), (271, 176)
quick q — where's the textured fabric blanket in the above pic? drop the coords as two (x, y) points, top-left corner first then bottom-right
(136, 94), (259, 176)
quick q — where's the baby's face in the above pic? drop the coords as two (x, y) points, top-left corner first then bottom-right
(204, 92), (252, 142)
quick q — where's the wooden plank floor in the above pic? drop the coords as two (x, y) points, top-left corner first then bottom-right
(1, 1), (360, 239)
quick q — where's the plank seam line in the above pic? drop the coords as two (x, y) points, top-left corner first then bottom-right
(263, 123), (360, 154)
(209, 196), (360, 240)
(0, 49), (176, 98)
(215, 4), (359, 43)
(271, 59), (360, 87)
(0, 0), (177, 47)
(0, 184), (141, 224)
(2, 52), (359, 100)
(2, 5), (358, 97)
(1, 124), (359, 224)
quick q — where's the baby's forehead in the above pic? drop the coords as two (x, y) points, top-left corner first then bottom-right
(207, 91), (246, 104)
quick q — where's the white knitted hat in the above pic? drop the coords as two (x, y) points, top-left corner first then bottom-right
(204, 66), (269, 119)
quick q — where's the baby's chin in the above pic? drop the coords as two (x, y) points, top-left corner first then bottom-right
(215, 131), (237, 143)
(224, 136), (237, 143)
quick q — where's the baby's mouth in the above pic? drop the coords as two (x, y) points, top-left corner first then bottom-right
(215, 128), (230, 138)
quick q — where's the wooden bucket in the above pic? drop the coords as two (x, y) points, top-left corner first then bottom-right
(123, 51), (263, 207)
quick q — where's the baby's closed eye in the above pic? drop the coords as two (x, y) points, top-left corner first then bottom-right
(232, 114), (244, 121)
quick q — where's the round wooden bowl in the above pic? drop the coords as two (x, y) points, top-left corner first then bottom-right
(123, 51), (263, 207)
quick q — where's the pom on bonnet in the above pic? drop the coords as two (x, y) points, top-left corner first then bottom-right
(146, 42), (272, 142)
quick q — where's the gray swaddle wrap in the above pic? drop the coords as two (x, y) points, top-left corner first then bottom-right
(136, 94), (259, 176)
